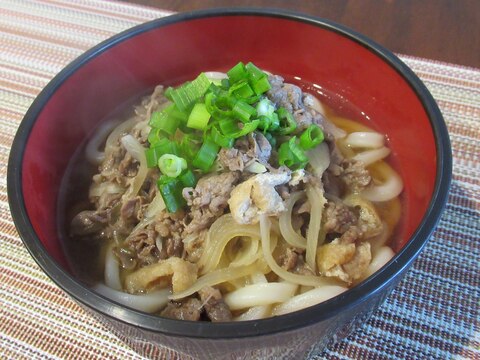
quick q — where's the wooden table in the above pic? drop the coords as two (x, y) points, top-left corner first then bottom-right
(129, 0), (479, 68)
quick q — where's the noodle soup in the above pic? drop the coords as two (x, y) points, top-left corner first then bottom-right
(62, 62), (403, 321)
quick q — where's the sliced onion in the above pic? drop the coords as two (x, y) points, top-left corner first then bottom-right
(279, 191), (307, 249)
(144, 193), (166, 219)
(121, 134), (148, 199)
(169, 262), (260, 300)
(305, 185), (327, 272)
(306, 142), (330, 178)
(197, 214), (260, 275)
(104, 245), (122, 291)
(104, 118), (137, 156)
(228, 237), (260, 267)
(260, 215), (333, 287)
(89, 182), (123, 198)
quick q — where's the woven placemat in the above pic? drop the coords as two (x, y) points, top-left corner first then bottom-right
(0, 1), (478, 359)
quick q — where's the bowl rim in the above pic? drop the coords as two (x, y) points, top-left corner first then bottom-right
(7, 7), (452, 339)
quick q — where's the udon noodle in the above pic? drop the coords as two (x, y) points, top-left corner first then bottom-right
(67, 63), (403, 322)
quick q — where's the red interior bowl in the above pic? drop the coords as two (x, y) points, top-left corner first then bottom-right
(8, 9), (451, 359)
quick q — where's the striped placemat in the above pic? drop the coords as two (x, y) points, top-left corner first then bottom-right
(0, 1), (478, 359)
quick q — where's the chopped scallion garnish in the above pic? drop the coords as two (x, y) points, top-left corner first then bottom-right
(192, 138), (220, 172)
(299, 124), (324, 150)
(158, 154), (187, 178)
(278, 136), (308, 169)
(158, 177), (186, 213)
(187, 103), (211, 130)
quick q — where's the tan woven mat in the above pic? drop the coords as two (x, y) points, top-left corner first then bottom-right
(0, 1), (478, 359)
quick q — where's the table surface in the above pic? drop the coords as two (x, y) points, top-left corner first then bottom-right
(0, 1), (479, 359)
(132, 0), (480, 69)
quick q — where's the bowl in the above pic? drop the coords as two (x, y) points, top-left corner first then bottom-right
(7, 8), (451, 359)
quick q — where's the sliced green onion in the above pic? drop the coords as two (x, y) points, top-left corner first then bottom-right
(245, 62), (265, 82)
(147, 127), (163, 146)
(180, 133), (201, 160)
(187, 103), (211, 130)
(256, 98), (275, 117)
(227, 62), (247, 82)
(230, 119), (260, 138)
(206, 93), (234, 120)
(192, 138), (220, 172)
(220, 78), (230, 89)
(231, 81), (255, 99)
(210, 125), (234, 148)
(169, 73), (211, 112)
(276, 107), (297, 135)
(145, 147), (160, 168)
(158, 154), (187, 178)
(179, 169), (197, 188)
(245, 62), (271, 95)
(158, 177), (186, 213)
(251, 75), (271, 95)
(233, 100), (256, 123)
(145, 139), (180, 168)
(219, 118), (240, 135)
(299, 124), (324, 150)
(149, 108), (181, 135)
(264, 132), (277, 147)
(278, 136), (308, 169)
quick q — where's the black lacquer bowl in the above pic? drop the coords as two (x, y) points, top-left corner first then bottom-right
(8, 9), (451, 359)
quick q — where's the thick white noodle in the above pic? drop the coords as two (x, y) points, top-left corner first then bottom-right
(279, 191), (307, 249)
(345, 132), (385, 149)
(233, 273), (271, 321)
(224, 283), (298, 310)
(271, 285), (347, 316)
(305, 186), (327, 272)
(85, 119), (120, 165)
(121, 134), (148, 199)
(104, 245), (122, 291)
(93, 283), (170, 313)
(251, 272), (267, 284)
(365, 246), (394, 277)
(367, 222), (389, 252)
(353, 147), (391, 166)
(362, 163), (403, 202)
(306, 142), (330, 178)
